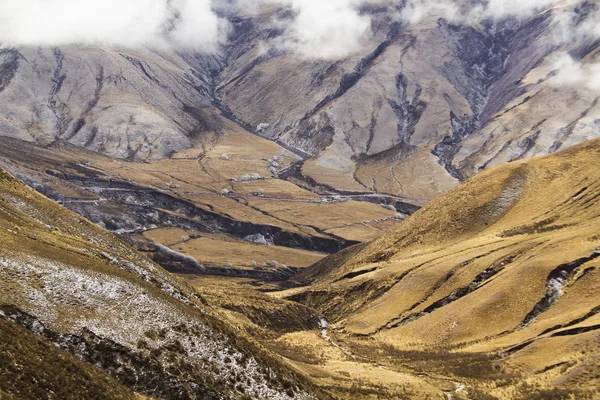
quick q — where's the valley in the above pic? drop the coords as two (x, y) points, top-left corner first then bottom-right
(1, 0), (600, 398)
(0, 129), (414, 275)
(2, 134), (599, 399)
(185, 139), (600, 399)
(0, 166), (323, 399)
(276, 139), (600, 399)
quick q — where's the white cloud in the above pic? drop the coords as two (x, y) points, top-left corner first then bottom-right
(0, 0), (222, 50)
(1, 0), (598, 62)
(480, 0), (555, 19)
(399, 1), (462, 25)
(398, 0), (600, 96)
(270, 0), (372, 60)
(399, 0), (556, 25)
(0, 0), (371, 59)
(549, 53), (600, 91)
(550, 4), (600, 46)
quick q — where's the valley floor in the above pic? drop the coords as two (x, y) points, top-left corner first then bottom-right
(2, 134), (600, 399)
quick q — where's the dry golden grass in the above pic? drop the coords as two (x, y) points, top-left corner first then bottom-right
(277, 139), (600, 398)
(353, 147), (458, 201)
(232, 179), (320, 200)
(4, 134), (600, 398)
(0, 168), (206, 332)
(184, 274), (449, 399)
(0, 167), (328, 399)
(0, 317), (136, 400)
(325, 219), (402, 242)
(246, 199), (397, 232)
(0, 135), (398, 244)
(144, 228), (325, 268)
(301, 158), (368, 193)
(269, 330), (444, 399)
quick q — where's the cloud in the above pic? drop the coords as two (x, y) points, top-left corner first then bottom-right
(549, 3), (600, 46)
(479, 0), (555, 20)
(268, 0), (372, 60)
(0, 0), (371, 59)
(549, 53), (600, 91)
(0, 0), (222, 50)
(398, 1), (600, 95)
(399, 0), (556, 25)
(2, 0), (598, 63)
(399, 1), (462, 25)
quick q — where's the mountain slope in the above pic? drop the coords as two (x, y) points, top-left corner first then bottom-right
(219, 1), (600, 199)
(0, 315), (136, 400)
(0, 167), (318, 399)
(284, 138), (600, 398)
(0, 45), (223, 160)
(1, 1), (599, 201)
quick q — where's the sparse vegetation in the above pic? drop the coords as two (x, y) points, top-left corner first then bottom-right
(1, 114), (600, 399)
(0, 168), (321, 400)
(0, 317), (135, 400)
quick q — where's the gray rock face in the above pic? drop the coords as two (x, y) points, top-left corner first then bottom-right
(217, 3), (600, 198)
(1, 1), (599, 199)
(0, 45), (224, 160)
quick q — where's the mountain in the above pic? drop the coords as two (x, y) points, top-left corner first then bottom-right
(3, 129), (599, 399)
(0, 167), (319, 399)
(1, 0), (600, 398)
(1, 1), (599, 201)
(0, 45), (223, 160)
(284, 138), (600, 398)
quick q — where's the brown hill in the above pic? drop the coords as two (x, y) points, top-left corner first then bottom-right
(284, 138), (600, 398)
(0, 167), (319, 399)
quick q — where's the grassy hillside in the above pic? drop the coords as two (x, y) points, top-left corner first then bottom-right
(0, 314), (136, 400)
(0, 167), (319, 399)
(283, 138), (600, 398)
(3, 134), (600, 398)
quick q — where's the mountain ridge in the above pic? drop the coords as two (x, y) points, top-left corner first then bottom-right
(1, 1), (599, 200)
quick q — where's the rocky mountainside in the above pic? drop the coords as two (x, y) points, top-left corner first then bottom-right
(0, 45), (223, 160)
(284, 138), (600, 398)
(1, 1), (599, 201)
(0, 167), (319, 399)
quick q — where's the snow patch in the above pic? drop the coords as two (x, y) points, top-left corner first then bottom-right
(244, 233), (274, 246)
